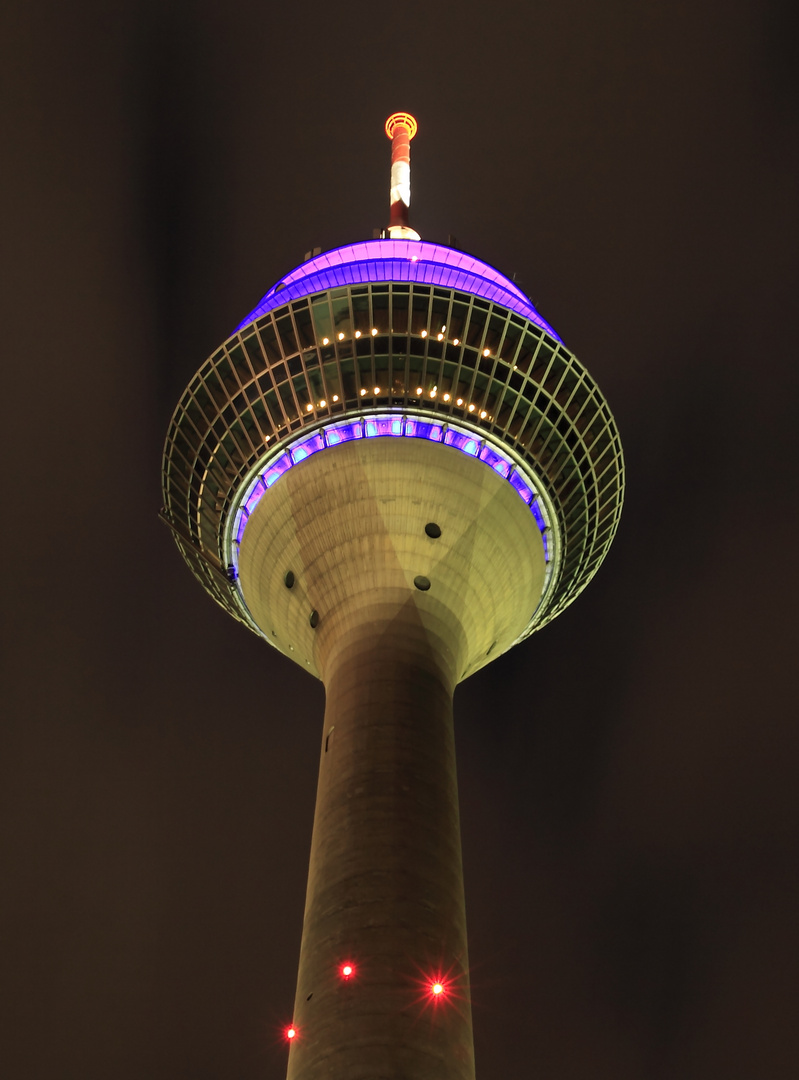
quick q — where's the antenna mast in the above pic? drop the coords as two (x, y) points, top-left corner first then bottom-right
(385, 112), (420, 241)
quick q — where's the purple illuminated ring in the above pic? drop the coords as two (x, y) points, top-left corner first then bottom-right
(225, 414), (558, 613)
(234, 240), (561, 341)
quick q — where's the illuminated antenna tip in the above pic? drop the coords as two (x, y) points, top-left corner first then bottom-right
(385, 112), (418, 140)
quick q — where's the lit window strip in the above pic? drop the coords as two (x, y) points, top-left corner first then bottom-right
(229, 414), (555, 579)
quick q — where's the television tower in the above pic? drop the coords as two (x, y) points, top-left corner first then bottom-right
(162, 113), (624, 1080)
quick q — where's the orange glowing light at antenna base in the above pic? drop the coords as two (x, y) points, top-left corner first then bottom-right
(385, 112), (418, 141)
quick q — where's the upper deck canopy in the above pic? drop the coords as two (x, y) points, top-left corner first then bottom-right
(235, 239), (561, 342)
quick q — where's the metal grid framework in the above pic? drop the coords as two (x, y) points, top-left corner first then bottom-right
(162, 281), (624, 639)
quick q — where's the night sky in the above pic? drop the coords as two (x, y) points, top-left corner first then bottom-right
(4, 1), (799, 1077)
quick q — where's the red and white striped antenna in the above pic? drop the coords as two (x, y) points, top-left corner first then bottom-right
(385, 112), (420, 241)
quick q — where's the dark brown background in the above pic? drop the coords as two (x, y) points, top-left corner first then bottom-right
(3, 1), (798, 1077)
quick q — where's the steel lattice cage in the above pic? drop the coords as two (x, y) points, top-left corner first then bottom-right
(162, 280), (624, 641)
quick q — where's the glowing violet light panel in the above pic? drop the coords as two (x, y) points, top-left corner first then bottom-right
(234, 239), (561, 342)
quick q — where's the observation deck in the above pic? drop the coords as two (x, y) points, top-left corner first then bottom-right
(162, 238), (625, 668)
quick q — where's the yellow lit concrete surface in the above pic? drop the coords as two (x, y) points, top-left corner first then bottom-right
(237, 438), (546, 683)
(237, 438), (546, 1080)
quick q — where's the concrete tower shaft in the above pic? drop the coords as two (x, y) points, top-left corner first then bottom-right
(286, 611), (472, 1080)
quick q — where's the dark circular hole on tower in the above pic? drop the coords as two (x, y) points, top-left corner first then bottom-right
(424, 522), (442, 538)
(414, 575), (431, 592)
(284, 570), (295, 589)
(310, 609), (320, 628)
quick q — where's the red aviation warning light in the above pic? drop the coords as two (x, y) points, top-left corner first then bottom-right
(286, 1026), (297, 1041)
(407, 961), (461, 1010)
(340, 962), (355, 979)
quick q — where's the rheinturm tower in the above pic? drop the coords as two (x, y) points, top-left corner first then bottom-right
(162, 114), (624, 1080)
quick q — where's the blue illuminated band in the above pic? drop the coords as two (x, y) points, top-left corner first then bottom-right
(234, 239), (561, 342)
(224, 414), (558, 634)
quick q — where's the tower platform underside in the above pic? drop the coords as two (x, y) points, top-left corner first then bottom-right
(238, 437), (547, 683)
